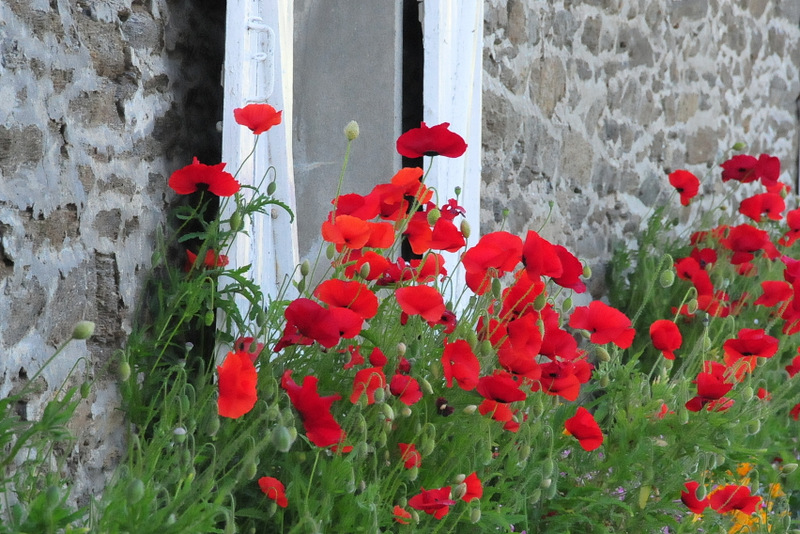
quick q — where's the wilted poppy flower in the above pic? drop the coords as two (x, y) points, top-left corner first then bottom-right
(669, 170), (700, 206)
(568, 301), (635, 349)
(709, 485), (762, 514)
(393, 505), (412, 524)
(399, 443), (422, 469)
(350, 366), (386, 404)
(169, 157), (240, 196)
(441, 339), (480, 391)
(739, 192), (785, 222)
(408, 487), (456, 519)
(564, 407), (604, 451)
(395, 285), (446, 323)
(217, 351), (258, 418)
(233, 103), (282, 134)
(396, 122), (467, 158)
(461, 472), (483, 501)
(258, 476), (288, 508)
(649, 320), (682, 360)
(680, 481), (709, 514)
(281, 370), (346, 447)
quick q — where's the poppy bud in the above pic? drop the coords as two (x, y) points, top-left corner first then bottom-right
(463, 404), (477, 415)
(243, 459), (258, 480)
(71, 320), (96, 340)
(679, 409), (690, 425)
(466, 329), (478, 349)
(373, 387), (386, 403)
(741, 386), (754, 402)
(296, 277), (306, 293)
(452, 483), (467, 500)
(561, 297), (573, 312)
(376, 430), (387, 448)
(206, 415), (220, 437)
(460, 219), (471, 239)
(534, 292), (548, 311)
(519, 443), (531, 462)
(531, 397), (544, 417)
(300, 259), (310, 276)
(359, 262), (370, 279)
(267, 501), (277, 516)
(479, 339), (494, 357)
(267, 181), (277, 195)
(173, 426), (187, 444)
(230, 211), (243, 232)
(545, 480), (558, 499)
(344, 120), (360, 141)
(453, 473), (466, 484)
(427, 208), (441, 225)
(659, 270), (675, 288)
(491, 277), (502, 299)
(470, 508), (482, 524)
(731, 141), (747, 151)
(529, 488), (542, 504)
(638, 485), (650, 509)
(542, 458), (556, 477)
(407, 466), (419, 481)
(400, 406), (412, 417)
(204, 310), (215, 326)
(582, 264), (592, 278)
(126, 479), (145, 504)
(686, 299), (698, 314)
(410, 510), (420, 523)
(596, 347), (611, 362)
(541, 478), (552, 489)
(599, 375), (610, 387)
(420, 377), (434, 395)
(381, 403), (394, 421)
(397, 342), (407, 357)
(420, 437), (435, 456)
(746, 420), (761, 435)
(271, 425), (294, 452)
(80, 381), (91, 399)
(326, 243), (335, 259)
(782, 463), (798, 474)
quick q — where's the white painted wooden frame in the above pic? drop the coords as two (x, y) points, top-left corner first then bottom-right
(421, 1), (484, 301)
(221, 0), (297, 322)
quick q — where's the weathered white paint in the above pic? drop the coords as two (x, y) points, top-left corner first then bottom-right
(222, 0), (298, 318)
(421, 1), (483, 302)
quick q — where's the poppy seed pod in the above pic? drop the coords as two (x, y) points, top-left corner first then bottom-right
(344, 120), (360, 141)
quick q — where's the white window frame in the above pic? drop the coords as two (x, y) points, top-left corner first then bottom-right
(221, 0), (482, 304)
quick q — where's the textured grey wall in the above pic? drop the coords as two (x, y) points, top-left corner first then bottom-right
(482, 0), (800, 295)
(0, 0), (224, 502)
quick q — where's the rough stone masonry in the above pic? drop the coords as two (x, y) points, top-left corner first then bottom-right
(0, 0), (799, 506)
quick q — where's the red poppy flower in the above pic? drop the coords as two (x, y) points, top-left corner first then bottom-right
(429, 217), (466, 252)
(233, 103), (282, 134)
(721, 224), (778, 264)
(791, 403), (800, 420)
(389, 373), (423, 405)
(669, 170), (700, 206)
(342, 345), (365, 370)
(564, 407), (604, 451)
(539, 306), (581, 360)
(568, 301), (635, 349)
(478, 399), (515, 423)
(217, 351), (258, 419)
(321, 215), (373, 250)
(522, 230), (563, 279)
(755, 153), (781, 187)
(721, 154), (759, 183)
(757, 387), (771, 400)
(408, 486), (456, 519)
(395, 285), (446, 323)
(258, 476), (288, 508)
(477, 371), (527, 403)
(350, 366), (386, 404)
(234, 336), (264, 363)
(685, 361), (734, 412)
(462, 472), (483, 501)
(344, 250), (392, 280)
(709, 485), (762, 514)
(399, 443), (422, 469)
(462, 231), (523, 294)
(276, 298), (362, 349)
(779, 209), (800, 246)
(169, 157), (240, 196)
(537, 358), (593, 401)
(690, 247), (717, 269)
(315, 279), (379, 319)
(393, 505), (412, 524)
(722, 328), (778, 378)
(441, 339), (480, 391)
(396, 122), (467, 158)
(552, 245), (587, 293)
(649, 320), (682, 360)
(786, 353), (800, 377)
(680, 481), (709, 514)
(334, 191), (381, 220)
(496, 313), (543, 380)
(184, 249), (229, 272)
(281, 370), (346, 447)
(754, 280), (792, 307)
(739, 192), (785, 222)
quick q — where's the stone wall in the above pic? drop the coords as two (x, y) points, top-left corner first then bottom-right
(482, 0), (800, 295)
(0, 0), (224, 501)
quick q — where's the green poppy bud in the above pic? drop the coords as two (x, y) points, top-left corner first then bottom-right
(541, 478), (552, 489)
(783, 463), (798, 474)
(344, 120), (360, 141)
(746, 420), (761, 435)
(659, 270), (675, 288)
(463, 404), (477, 415)
(408, 466), (419, 481)
(204, 310), (215, 326)
(296, 277), (306, 293)
(400, 406), (412, 417)
(460, 219), (471, 239)
(454, 186), (462, 196)
(542, 458), (556, 477)
(596, 347), (611, 362)
(326, 243), (335, 260)
(687, 299), (698, 314)
(271, 425), (294, 452)
(126, 479), (145, 504)
(45, 485), (60, 509)
(529, 488), (542, 504)
(562, 297), (573, 312)
(427, 208), (441, 225)
(300, 259), (310, 276)
(230, 211), (243, 232)
(491, 277), (502, 299)
(694, 483), (707, 500)
(534, 292), (548, 311)
(359, 262), (370, 279)
(531, 397), (544, 417)
(80, 381), (91, 399)
(243, 459), (258, 480)
(731, 141), (747, 151)
(206, 416), (220, 437)
(741, 386), (754, 402)
(420, 377), (434, 395)
(420, 437), (435, 457)
(410, 510), (420, 523)
(71, 320), (96, 340)
(452, 483), (467, 500)
(582, 264), (592, 278)
(397, 342), (407, 357)
(373, 387), (386, 403)
(466, 329), (478, 349)
(376, 430), (387, 448)
(118, 360), (132, 381)
(173, 427), (187, 444)
(599, 375), (610, 388)
(470, 507), (482, 523)
(266, 181), (278, 195)
(381, 403), (394, 421)
(479, 339), (494, 357)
